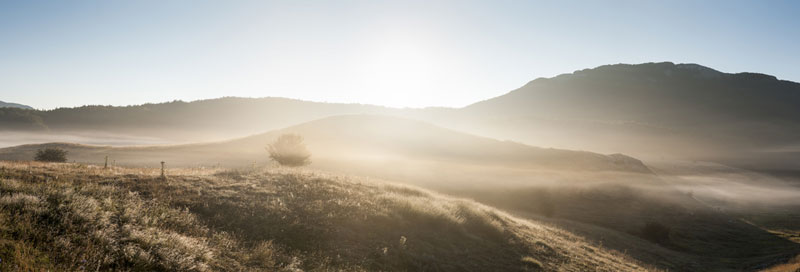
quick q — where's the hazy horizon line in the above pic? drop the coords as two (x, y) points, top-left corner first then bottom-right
(7, 61), (798, 111)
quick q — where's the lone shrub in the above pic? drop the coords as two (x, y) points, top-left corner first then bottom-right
(266, 134), (311, 167)
(34, 148), (68, 162)
(641, 221), (671, 245)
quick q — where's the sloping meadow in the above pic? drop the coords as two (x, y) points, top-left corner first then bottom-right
(0, 162), (646, 271)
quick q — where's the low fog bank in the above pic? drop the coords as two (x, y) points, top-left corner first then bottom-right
(427, 157), (800, 212)
(443, 159), (800, 270)
(648, 160), (800, 207)
(0, 132), (177, 148)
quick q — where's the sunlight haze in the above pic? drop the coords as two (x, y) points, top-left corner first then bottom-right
(3, 1), (800, 271)
(1, 0), (799, 109)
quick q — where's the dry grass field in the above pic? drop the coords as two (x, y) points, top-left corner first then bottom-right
(0, 161), (649, 271)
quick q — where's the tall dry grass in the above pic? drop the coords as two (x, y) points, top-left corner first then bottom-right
(0, 161), (646, 271)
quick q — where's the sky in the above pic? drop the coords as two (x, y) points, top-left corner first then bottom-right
(1, 0), (799, 110)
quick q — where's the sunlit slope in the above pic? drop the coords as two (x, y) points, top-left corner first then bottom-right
(0, 161), (646, 271)
(466, 179), (800, 271)
(447, 160), (800, 271)
(450, 62), (800, 169)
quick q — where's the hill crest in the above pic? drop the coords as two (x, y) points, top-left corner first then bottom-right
(0, 100), (33, 109)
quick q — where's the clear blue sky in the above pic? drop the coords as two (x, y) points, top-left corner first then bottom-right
(1, 0), (798, 109)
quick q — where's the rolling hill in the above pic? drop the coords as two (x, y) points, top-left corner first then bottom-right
(0, 114), (651, 190)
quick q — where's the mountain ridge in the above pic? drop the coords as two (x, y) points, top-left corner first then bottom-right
(0, 100), (33, 109)
(3, 62), (800, 170)
(450, 62), (800, 170)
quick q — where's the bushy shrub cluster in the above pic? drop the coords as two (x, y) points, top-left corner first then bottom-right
(266, 134), (311, 167)
(34, 148), (68, 162)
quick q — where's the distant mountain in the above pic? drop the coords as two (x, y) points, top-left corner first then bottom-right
(0, 97), (400, 140)
(444, 62), (800, 170)
(0, 100), (32, 109)
(2, 62), (799, 170)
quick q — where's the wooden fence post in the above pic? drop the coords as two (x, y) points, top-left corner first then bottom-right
(160, 161), (166, 180)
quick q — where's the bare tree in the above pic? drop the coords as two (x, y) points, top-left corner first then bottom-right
(266, 134), (311, 167)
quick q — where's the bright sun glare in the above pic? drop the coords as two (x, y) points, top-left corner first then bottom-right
(358, 37), (439, 107)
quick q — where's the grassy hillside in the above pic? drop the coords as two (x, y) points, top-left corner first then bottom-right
(4, 116), (799, 270)
(439, 160), (800, 271)
(460, 182), (800, 271)
(0, 161), (647, 271)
